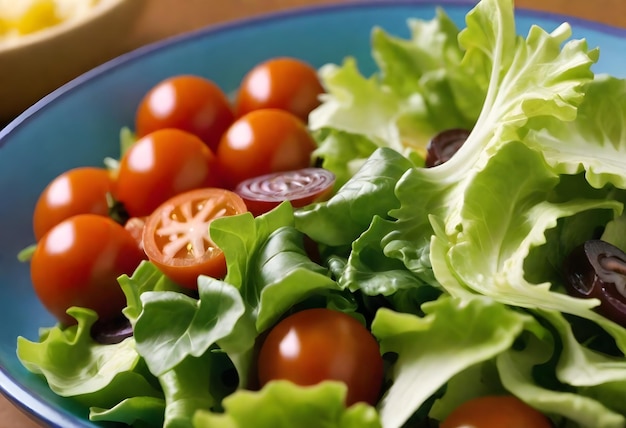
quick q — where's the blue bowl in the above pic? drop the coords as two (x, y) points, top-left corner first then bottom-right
(0, 1), (625, 426)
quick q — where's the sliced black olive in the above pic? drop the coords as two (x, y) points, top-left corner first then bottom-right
(563, 240), (626, 327)
(424, 128), (471, 167)
(90, 315), (133, 345)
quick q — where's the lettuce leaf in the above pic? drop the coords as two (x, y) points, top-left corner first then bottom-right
(17, 307), (163, 419)
(385, 1), (598, 260)
(133, 278), (246, 377)
(496, 314), (626, 428)
(309, 7), (481, 160)
(524, 75), (626, 190)
(307, 0), (626, 426)
(295, 147), (413, 247)
(371, 296), (533, 427)
(193, 381), (381, 428)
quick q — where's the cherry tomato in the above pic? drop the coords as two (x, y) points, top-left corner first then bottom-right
(216, 109), (317, 188)
(142, 188), (248, 289)
(124, 217), (147, 252)
(135, 75), (235, 152)
(30, 214), (145, 326)
(114, 128), (221, 218)
(440, 395), (552, 428)
(257, 308), (384, 406)
(235, 57), (324, 122)
(234, 168), (335, 216)
(32, 167), (114, 241)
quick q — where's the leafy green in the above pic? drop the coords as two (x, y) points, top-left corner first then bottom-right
(17, 307), (163, 416)
(193, 381), (381, 428)
(90, 397), (166, 427)
(309, 7), (481, 161)
(295, 147), (414, 247)
(496, 313), (626, 427)
(133, 278), (246, 376)
(602, 213), (626, 252)
(158, 354), (216, 428)
(372, 296), (533, 427)
(524, 75), (626, 189)
(119, 261), (187, 325)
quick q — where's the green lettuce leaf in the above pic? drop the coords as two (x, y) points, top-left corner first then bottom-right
(339, 215), (432, 296)
(90, 397), (165, 427)
(309, 6), (482, 160)
(496, 314), (626, 427)
(192, 381), (381, 428)
(295, 147), (413, 247)
(158, 353), (216, 428)
(544, 310), (626, 414)
(385, 0), (598, 253)
(252, 225), (341, 331)
(602, 213), (626, 252)
(312, 130), (381, 189)
(428, 360), (504, 421)
(17, 307), (162, 410)
(371, 296), (533, 427)
(524, 75), (626, 190)
(133, 278), (246, 376)
(119, 261), (187, 325)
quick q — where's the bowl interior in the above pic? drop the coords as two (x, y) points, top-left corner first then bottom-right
(0, 2), (625, 426)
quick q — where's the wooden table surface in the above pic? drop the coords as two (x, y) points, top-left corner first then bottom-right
(1, 0), (624, 427)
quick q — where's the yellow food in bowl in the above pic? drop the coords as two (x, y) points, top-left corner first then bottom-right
(0, 0), (146, 122)
(0, 0), (102, 43)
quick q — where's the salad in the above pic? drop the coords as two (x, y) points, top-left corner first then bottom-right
(15, 0), (626, 426)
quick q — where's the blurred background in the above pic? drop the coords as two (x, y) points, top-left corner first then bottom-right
(129, 0), (625, 45)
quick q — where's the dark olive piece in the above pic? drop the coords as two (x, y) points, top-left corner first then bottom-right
(424, 128), (471, 167)
(563, 240), (626, 327)
(90, 315), (134, 345)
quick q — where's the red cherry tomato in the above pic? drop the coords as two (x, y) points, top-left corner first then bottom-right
(216, 109), (317, 188)
(142, 188), (248, 289)
(235, 57), (324, 122)
(234, 168), (335, 216)
(32, 167), (114, 241)
(114, 128), (221, 218)
(124, 216), (147, 252)
(440, 395), (552, 428)
(135, 75), (235, 152)
(30, 214), (145, 326)
(257, 308), (384, 406)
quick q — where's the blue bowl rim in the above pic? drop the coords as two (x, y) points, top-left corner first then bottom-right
(1, 0), (625, 426)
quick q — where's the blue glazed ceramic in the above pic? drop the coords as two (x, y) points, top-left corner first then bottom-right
(0, 1), (624, 426)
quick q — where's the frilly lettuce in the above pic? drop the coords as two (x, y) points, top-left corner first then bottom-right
(16, 305), (164, 425)
(307, 0), (626, 425)
(193, 381), (381, 428)
(295, 147), (414, 248)
(524, 74), (626, 189)
(372, 296), (535, 428)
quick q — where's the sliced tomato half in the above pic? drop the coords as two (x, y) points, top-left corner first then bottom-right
(234, 168), (335, 216)
(142, 188), (248, 289)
